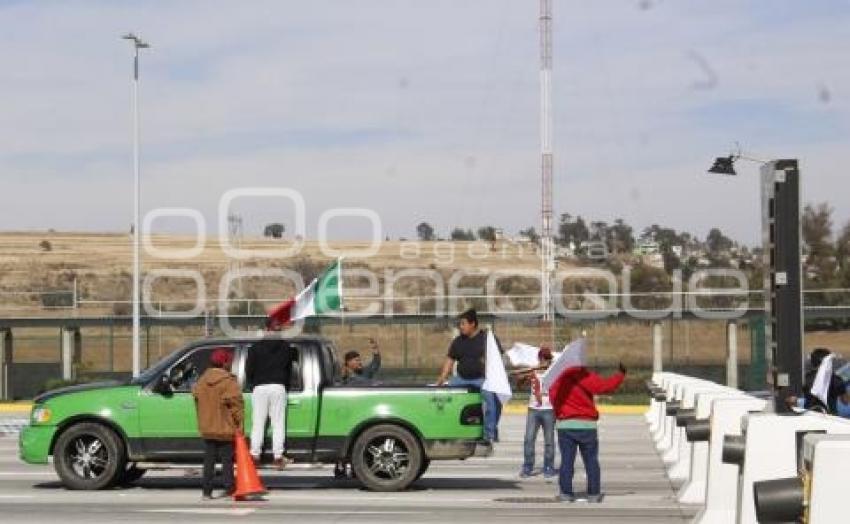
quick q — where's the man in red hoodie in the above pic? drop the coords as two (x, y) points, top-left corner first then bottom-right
(549, 359), (626, 502)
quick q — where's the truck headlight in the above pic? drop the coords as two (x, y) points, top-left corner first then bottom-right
(31, 407), (52, 424)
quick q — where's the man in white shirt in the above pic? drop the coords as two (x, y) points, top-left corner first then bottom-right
(517, 347), (556, 478)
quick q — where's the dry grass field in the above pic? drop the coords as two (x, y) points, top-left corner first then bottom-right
(2, 231), (849, 375)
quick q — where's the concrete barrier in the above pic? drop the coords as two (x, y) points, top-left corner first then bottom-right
(664, 384), (732, 481)
(722, 412), (850, 524)
(690, 396), (767, 524)
(753, 433), (850, 524)
(676, 389), (747, 504)
(645, 372), (668, 426)
(656, 377), (712, 454)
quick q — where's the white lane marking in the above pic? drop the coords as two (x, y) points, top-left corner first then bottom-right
(140, 509), (257, 516)
(265, 494), (496, 504)
(255, 511), (428, 515)
(0, 495), (36, 499)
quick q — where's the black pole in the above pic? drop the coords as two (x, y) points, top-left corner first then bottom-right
(761, 159), (803, 412)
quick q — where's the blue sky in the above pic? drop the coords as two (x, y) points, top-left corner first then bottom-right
(1, 0), (849, 244)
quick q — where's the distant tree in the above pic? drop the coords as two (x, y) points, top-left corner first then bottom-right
(626, 263), (673, 310)
(263, 223), (285, 239)
(557, 213), (589, 247)
(609, 218), (634, 253)
(450, 228), (476, 241)
(416, 222), (435, 241)
(706, 228), (733, 256)
(519, 227), (539, 244)
(835, 220), (850, 289)
(802, 203), (837, 286)
(589, 221), (609, 241)
(39, 240), (52, 252)
(477, 226), (497, 242)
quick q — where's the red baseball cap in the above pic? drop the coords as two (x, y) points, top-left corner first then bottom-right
(210, 348), (233, 368)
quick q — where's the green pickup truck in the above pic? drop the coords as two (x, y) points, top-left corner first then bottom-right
(19, 336), (486, 492)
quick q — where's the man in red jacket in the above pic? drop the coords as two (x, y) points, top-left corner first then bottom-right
(549, 360), (626, 502)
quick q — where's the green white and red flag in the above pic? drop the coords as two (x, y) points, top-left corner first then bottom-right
(267, 258), (343, 328)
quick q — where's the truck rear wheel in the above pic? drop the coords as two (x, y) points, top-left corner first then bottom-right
(53, 423), (126, 490)
(351, 424), (422, 492)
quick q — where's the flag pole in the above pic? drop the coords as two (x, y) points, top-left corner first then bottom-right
(337, 257), (345, 331)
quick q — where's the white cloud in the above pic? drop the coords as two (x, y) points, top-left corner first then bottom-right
(1, 0), (849, 244)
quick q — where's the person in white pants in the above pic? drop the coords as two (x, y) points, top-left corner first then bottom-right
(245, 324), (295, 469)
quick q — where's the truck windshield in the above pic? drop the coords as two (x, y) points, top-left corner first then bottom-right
(130, 349), (184, 386)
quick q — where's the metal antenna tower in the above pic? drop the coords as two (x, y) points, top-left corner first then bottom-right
(539, 0), (555, 324)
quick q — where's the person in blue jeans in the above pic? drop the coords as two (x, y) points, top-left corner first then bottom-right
(516, 347), (556, 478)
(436, 309), (503, 444)
(549, 358), (626, 502)
(836, 383), (850, 418)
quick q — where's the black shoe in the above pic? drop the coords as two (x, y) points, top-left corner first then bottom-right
(202, 492), (213, 501)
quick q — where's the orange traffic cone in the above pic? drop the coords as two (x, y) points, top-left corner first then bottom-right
(232, 433), (267, 500)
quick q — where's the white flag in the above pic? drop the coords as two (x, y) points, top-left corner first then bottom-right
(482, 330), (512, 404)
(506, 343), (541, 367)
(811, 353), (835, 408)
(541, 338), (587, 392)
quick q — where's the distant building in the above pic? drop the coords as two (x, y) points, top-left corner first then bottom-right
(635, 240), (660, 256)
(582, 240), (609, 262)
(515, 232), (535, 244)
(641, 253), (665, 269)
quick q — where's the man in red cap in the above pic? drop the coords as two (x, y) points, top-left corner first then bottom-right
(516, 347), (556, 479)
(192, 348), (243, 500)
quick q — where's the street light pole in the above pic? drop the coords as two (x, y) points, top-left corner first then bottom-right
(122, 33), (149, 378)
(706, 153), (803, 411)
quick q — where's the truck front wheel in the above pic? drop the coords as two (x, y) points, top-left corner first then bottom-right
(350, 424), (422, 492)
(53, 422), (126, 490)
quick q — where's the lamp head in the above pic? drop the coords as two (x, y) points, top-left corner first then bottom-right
(121, 33), (150, 48)
(708, 155), (737, 176)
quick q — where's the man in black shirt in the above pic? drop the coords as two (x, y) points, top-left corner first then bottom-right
(437, 309), (502, 444)
(245, 322), (295, 469)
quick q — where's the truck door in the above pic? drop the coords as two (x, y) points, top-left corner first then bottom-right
(137, 344), (238, 458)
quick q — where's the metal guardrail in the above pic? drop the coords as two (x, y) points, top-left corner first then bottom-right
(3, 305), (850, 329)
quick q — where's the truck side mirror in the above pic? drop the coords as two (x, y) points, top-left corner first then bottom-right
(153, 373), (173, 395)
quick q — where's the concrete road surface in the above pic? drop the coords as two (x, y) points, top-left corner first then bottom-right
(0, 413), (696, 523)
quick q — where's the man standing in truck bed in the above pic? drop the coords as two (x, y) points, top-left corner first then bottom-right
(436, 309), (503, 445)
(245, 320), (295, 469)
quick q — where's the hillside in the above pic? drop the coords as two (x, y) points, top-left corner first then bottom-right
(0, 231), (553, 316)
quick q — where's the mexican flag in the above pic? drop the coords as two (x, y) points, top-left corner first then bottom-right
(267, 259), (343, 328)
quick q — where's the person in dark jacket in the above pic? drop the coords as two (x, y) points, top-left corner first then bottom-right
(786, 348), (845, 413)
(549, 359), (626, 503)
(192, 348), (243, 500)
(340, 338), (381, 385)
(245, 322), (295, 469)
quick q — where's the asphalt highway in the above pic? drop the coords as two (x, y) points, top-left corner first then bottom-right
(0, 413), (695, 523)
